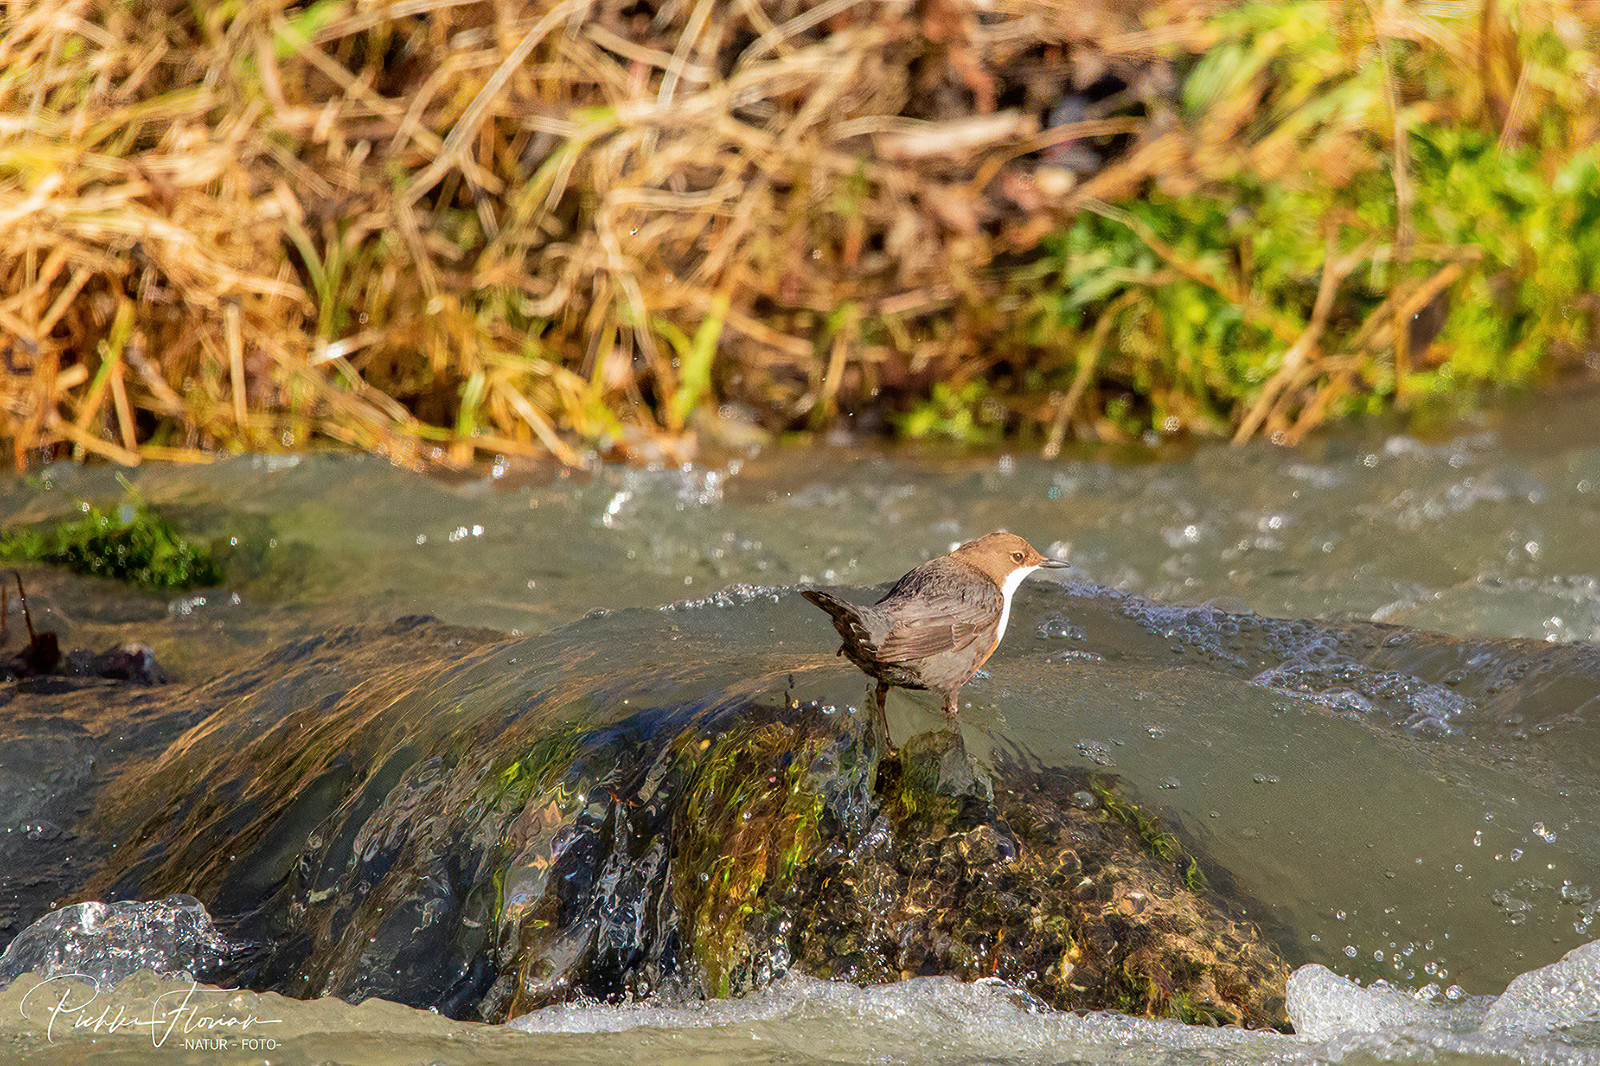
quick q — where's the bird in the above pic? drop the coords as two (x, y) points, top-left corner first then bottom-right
(802, 532), (1067, 745)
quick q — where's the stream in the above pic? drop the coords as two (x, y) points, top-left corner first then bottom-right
(1, 387), (1599, 1064)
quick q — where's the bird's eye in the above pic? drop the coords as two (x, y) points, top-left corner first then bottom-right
(1011, 551), (1024, 563)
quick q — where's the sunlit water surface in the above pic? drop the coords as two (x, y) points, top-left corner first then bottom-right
(3, 389), (1600, 1065)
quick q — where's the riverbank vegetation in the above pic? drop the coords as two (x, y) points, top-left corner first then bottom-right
(1, 0), (1596, 468)
(0, 497), (222, 590)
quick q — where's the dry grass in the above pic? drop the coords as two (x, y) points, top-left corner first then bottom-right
(6, 0), (1593, 469)
(0, 0), (1218, 469)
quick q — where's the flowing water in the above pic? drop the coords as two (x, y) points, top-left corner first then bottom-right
(2, 388), (1600, 1064)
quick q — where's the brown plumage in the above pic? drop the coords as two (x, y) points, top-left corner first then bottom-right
(802, 532), (1067, 744)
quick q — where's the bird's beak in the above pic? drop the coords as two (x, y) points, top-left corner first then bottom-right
(1040, 558), (1070, 569)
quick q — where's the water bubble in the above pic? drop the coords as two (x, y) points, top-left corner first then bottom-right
(1162, 524), (1203, 547)
(1076, 741), (1114, 766)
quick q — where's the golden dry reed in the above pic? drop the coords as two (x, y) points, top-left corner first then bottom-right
(0, 0), (1216, 468)
(1, 0), (1594, 469)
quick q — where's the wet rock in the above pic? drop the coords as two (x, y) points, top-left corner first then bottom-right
(67, 641), (169, 684)
(54, 619), (1288, 1028)
(5, 632), (168, 684)
(482, 706), (1288, 1027)
(790, 734), (1288, 1028)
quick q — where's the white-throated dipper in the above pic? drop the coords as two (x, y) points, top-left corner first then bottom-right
(802, 532), (1067, 744)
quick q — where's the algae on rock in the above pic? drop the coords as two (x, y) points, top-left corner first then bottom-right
(71, 619), (1288, 1028)
(487, 704), (1290, 1028)
(782, 732), (1289, 1028)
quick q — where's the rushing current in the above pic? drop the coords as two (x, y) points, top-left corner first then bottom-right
(2, 387), (1600, 1065)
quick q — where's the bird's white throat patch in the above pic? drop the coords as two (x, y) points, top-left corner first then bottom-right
(993, 565), (1039, 646)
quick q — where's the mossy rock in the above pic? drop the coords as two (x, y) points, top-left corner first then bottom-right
(69, 621), (1288, 1028)
(784, 733), (1289, 1028)
(0, 501), (221, 592)
(490, 706), (1289, 1028)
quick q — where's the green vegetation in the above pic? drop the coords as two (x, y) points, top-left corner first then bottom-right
(672, 719), (829, 996)
(1011, 0), (1600, 446)
(1, 501), (223, 591)
(1, 0), (1594, 465)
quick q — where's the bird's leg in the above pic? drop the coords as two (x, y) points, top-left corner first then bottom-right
(873, 681), (895, 752)
(943, 688), (960, 723)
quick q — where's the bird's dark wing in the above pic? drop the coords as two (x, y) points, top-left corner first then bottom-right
(872, 558), (1001, 663)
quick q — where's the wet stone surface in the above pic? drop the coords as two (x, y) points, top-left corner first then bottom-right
(7, 617), (1290, 1027)
(788, 736), (1289, 1028)
(482, 694), (1291, 1027)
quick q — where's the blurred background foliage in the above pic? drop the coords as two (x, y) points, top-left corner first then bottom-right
(1009, 0), (1600, 450)
(1, 0), (1596, 467)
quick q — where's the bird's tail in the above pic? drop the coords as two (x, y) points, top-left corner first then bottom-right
(801, 588), (858, 622)
(801, 589), (876, 652)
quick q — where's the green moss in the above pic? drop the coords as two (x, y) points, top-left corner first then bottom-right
(671, 720), (831, 995)
(0, 500), (223, 591)
(1091, 777), (1184, 865)
(1169, 992), (1239, 1028)
(495, 724), (593, 802)
(879, 733), (964, 826)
